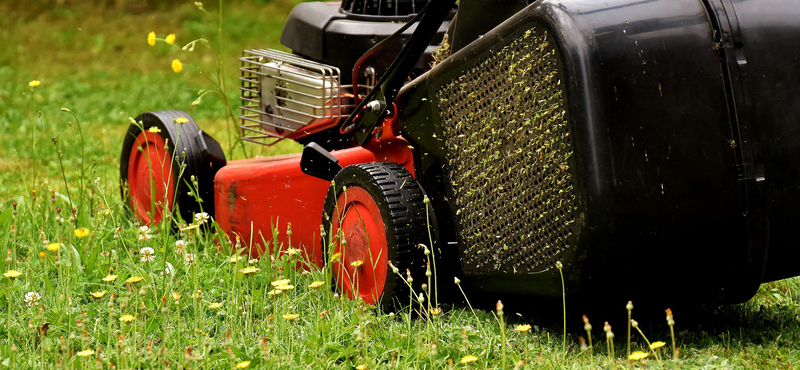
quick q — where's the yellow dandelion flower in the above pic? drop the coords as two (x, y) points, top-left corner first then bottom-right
(430, 307), (442, 316)
(4, 270), (22, 279)
(147, 31), (156, 46)
(284, 248), (301, 256)
(165, 33), (176, 45)
(350, 260), (364, 268)
(330, 252), (341, 262)
(229, 255), (243, 263)
(76, 349), (94, 357)
(460, 355), (478, 364)
(148, 126), (161, 133)
(38, 251), (46, 258)
(29, 80), (41, 87)
(282, 313), (299, 321)
(271, 279), (291, 287)
(628, 351), (649, 361)
(174, 117), (189, 124)
(355, 365), (367, 370)
(275, 284), (294, 291)
(515, 324), (532, 333)
(102, 274), (118, 282)
(172, 292), (181, 300)
(171, 59), (183, 73)
(125, 276), (144, 284)
(308, 281), (324, 289)
(46, 243), (61, 252)
(266, 289), (282, 296)
(119, 314), (135, 323)
(89, 290), (108, 299)
(650, 341), (666, 350)
(239, 266), (260, 275)
(208, 302), (223, 310)
(236, 361), (251, 369)
(74, 227), (90, 238)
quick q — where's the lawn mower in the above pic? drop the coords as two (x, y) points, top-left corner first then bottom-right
(121, 0), (800, 311)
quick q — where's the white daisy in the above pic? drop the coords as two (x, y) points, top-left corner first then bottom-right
(24, 291), (41, 307)
(175, 240), (188, 254)
(139, 247), (155, 263)
(138, 226), (152, 241)
(194, 212), (210, 225)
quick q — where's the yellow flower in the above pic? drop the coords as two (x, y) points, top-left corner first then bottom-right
(350, 260), (364, 268)
(355, 365), (367, 370)
(3, 270), (22, 279)
(76, 349), (94, 357)
(125, 276), (144, 284)
(165, 33), (176, 45)
(282, 313), (299, 321)
(174, 117), (189, 124)
(650, 341), (666, 350)
(180, 224), (199, 231)
(28, 80), (41, 87)
(515, 324), (532, 333)
(266, 289), (282, 296)
(308, 281), (324, 289)
(229, 255), (243, 263)
(330, 252), (341, 262)
(275, 284), (294, 291)
(430, 307), (442, 316)
(119, 314), (135, 323)
(208, 302), (223, 310)
(74, 228), (90, 238)
(460, 355), (478, 364)
(628, 351), (650, 361)
(101, 274), (117, 282)
(172, 292), (181, 300)
(46, 243), (61, 252)
(89, 290), (108, 299)
(284, 248), (301, 256)
(38, 252), (46, 258)
(271, 279), (291, 287)
(236, 361), (251, 369)
(171, 59), (183, 73)
(239, 266), (260, 275)
(148, 126), (161, 133)
(147, 31), (156, 46)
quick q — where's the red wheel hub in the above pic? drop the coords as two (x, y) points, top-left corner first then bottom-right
(331, 187), (389, 305)
(126, 131), (176, 225)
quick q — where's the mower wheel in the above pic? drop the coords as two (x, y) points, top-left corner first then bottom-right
(120, 111), (225, 226)
(322, 162), (431, 311)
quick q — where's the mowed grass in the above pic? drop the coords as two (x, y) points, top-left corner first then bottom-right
(0, 1), (799, 369)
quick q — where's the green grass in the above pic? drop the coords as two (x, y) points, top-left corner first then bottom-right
(1, 1), (799, 369)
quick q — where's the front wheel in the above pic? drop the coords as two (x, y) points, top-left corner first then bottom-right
(322, 162), (433, 312)
(120, 111), (225, 226)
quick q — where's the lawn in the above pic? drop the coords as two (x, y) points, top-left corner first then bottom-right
(0, 0), (798, 369)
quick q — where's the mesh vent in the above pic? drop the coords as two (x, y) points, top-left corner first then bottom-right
(436, 28), (576, 273)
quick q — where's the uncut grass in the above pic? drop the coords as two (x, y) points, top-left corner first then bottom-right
(1, 1), (799, 369)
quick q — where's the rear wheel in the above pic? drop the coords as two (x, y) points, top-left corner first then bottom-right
(120, 111), (225, 226)
(322, 162), (431, 311)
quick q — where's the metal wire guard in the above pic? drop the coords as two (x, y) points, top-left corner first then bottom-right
(436, 27), (576, 273)
(239, 49), (345, 145)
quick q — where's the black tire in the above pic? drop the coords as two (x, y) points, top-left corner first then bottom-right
(120, 111), (225, 226)
(322, 162), (434, 312)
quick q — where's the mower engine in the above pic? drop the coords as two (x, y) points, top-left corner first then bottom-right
(239, 0), (450, 149)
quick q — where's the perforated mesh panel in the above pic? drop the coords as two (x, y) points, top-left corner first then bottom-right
(436, 27), (576, 273)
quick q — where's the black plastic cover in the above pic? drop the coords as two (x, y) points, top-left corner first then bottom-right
(396, 0), (800, 305)
(280, 2), (450, 83)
